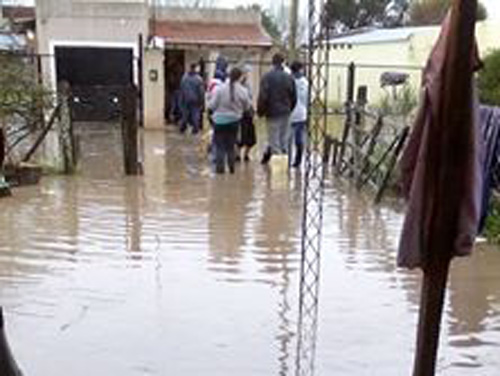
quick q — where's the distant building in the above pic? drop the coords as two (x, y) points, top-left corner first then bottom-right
(147, 7), (273, 127)
(326, 20), (500, 105)
(34, 0), (273, 126)
(0, 5), (34, 51)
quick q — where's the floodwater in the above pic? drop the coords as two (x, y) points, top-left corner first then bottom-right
(1, 123), (500, 376)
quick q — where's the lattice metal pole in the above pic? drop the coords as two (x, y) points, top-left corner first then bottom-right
(295, 0), (330, 374)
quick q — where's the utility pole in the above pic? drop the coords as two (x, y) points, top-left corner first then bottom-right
(289, 0), (299, 60)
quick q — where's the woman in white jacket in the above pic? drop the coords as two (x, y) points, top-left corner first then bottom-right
(289, 61), (309, 168)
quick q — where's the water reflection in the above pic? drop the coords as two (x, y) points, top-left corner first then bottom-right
(0, 125), (499, 375)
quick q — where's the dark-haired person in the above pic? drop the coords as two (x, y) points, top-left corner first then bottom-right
(179, 63), (205, 134)
(237, 64), (257, 162)
(289, 61), (309, 168)
(257, 53), (297, 165)
(208, 67), (252, 174)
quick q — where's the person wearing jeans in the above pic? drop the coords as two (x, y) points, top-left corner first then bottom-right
(289, 61), (309, 168)
(179, 63), (205, 134)
(208, 67), (251, 174)
(257, 53), (297, 165)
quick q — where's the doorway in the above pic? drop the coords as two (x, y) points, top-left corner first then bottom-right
(164, 49), (185, 123)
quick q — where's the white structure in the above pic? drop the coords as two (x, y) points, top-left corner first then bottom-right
(326, 20), (500, 104)
(35, 1), (273, 128)
(36, 0), (149, 89)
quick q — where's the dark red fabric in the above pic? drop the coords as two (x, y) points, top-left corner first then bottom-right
(398, 12), (482, 269)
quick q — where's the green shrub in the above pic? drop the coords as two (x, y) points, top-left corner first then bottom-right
(478, 49), (500, 106)
(484, 197), (500, 244)
(378, 84), (418, 118)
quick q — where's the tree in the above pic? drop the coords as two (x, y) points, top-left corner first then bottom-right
(323, 0), (393, 32)
(0, 54), (52, 165)
(0, 55), (49, 129)
(238, 4), (282, 42)
(478, 49), (500, 106)
(409, 0), (487, 26)
(384, 0), (410, 27)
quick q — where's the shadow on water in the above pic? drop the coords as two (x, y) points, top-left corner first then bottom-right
(0, 124), (499, 375)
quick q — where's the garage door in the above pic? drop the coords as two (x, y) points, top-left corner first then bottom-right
(55, 46), (134, 122)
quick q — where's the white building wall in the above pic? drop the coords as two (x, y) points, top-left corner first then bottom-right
(143, 48), (165, 129)
(326, 20), (500, 105)
(36, 0), (149, 89)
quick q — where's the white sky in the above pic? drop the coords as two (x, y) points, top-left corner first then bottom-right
(482, 0), (500, 19)
(4, 0), (500, 19)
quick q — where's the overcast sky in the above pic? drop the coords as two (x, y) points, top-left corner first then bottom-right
(4, 0), (500, 19)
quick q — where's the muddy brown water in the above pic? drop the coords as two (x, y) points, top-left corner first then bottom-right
(1, 123), (499, 375)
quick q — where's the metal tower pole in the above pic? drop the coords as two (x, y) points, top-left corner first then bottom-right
(295, 0), (330, 374)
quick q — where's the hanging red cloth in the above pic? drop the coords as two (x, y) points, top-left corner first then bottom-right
(398, 11), (483, 269)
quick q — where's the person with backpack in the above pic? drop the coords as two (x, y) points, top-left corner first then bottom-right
(208, 67), (252, 174)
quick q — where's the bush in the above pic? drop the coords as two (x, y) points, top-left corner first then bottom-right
(379, 84), (418, 118)
(409, 0), (487, 26)
(0, 54), (52, 129)
(478, 49), (500, 106)
(484, 197), (500, 244)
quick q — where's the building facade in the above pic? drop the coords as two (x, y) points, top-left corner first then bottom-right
(327, 20), (500, 105)
(35, 0), (273, 127)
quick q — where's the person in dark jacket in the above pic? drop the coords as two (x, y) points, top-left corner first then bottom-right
(257, 53), (297, 164)
(180, 63), (205, 134)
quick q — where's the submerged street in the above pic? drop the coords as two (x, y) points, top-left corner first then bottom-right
(1, 124), (500, 375)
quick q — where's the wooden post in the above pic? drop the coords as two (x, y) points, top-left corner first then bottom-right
(36, 54), (46, 129)
(0, 308), (23, 375)
(323, 135), (333, 164)
(413, 258), (451, 376)
(354, 86), (367, 185)
(0, 129), (11, 197)
(122, 86), (141, 175)
(374, 126), (409, 203)
(332, 139), (339, 167)
(358, 116), (384, 186)
(138, 34), (144, 129)
(411, 1), (478, 375)
(289, 0), (299, 60)
(337, 62), (356, 173)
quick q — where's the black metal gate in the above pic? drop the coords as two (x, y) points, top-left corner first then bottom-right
(55, 46), (134, 122)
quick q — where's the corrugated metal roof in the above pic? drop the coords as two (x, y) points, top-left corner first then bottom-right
(153, 20), (273, 48)
(330, 26), (437, 45)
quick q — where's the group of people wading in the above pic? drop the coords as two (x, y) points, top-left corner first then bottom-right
(177, 53), (309, 174)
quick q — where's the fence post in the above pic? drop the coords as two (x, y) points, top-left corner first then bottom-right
(0, 129), (11, 197)
(374, 126), (410, 203)
(354, 85), (367, 185)
(57, 82), (77, 174)
(138, 34), (144, 128)
(337, 62), (356, 173)
(122, 86), (141, 175)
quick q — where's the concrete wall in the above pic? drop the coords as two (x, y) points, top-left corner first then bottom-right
(326, 20), (500, 105)
(36, 0), (148, 89)
(143, 48), (165, 129)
